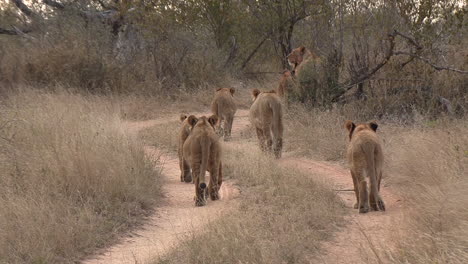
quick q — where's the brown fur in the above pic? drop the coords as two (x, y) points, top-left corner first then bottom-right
(183, 115), (223, 206)
(345, 120), (385, 213)
(249, 89), (283, 158)
(286, 46), (320, 77)
(211, 88), (237, 141)
(277, 70), (293, 98)
(276, 46), (319, 98)
(178, 114), (197, 183)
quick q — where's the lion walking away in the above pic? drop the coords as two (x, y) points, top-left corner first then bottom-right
(249, 89), (283, 158)
(183, 115), (223, 206)
(178, 114), (195, 183)
(211, 88), (237, 141)
(345, 121), (385, 213)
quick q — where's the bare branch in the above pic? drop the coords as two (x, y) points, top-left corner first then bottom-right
(12, 0), (35, 17)
(393, 30), (422, 50)
(342, 33), (396, 90)
(244, 71), (283, 75)
(241, 34), (270, 69)
(0, 26), (32, 35)
(96, 0), (110, 10)
(0, 27), (18, 35)
(394, 51), (468, 74)
(43, 0), (65, 10)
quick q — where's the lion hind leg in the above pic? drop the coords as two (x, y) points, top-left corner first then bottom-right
(193, 164), (206, 207)
(183, 159), (192, 183)
(256, 128), (267, 152)
(357, 169), (369, 213)
(224, 115), (234, 141)
(208, 165), (220, 201)
(263, 125), (273, 152)
(350, 170), (359, 209)
(370, 170), (385, 211)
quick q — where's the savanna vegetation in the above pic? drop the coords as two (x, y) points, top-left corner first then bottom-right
(1, 0), (467, 263)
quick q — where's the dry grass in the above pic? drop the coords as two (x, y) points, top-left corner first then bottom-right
(282, 103), (468, 263)
(284, 103), (347, 161)
(139, 120), (345, 264)
(0, 89), (161, 263)
(376, 118), (468, 263)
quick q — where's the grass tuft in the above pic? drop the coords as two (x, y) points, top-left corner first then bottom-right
(0, 89), (161, 263)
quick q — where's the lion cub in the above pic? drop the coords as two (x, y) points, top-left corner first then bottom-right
(249, 89), (283, 158)
(211, 88), (237, 141)
(178, 114), (195, 183)
(345, 121), (385, 213)
(183, 115), (223, 206)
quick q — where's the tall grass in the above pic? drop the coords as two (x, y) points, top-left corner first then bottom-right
(0, 89), (161, 263)
(379, 119), (468, 263)
(139, 121), (346, 264)
(284, 103), (347, 161)
(283, 103), (468, 263)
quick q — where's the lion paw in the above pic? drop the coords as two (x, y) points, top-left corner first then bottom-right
(210, 191), (220, 201)
(359, 205), (369, 214)
(195, 198), (206, 207)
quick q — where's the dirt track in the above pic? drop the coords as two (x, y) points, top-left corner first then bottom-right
(83, 109), (402, 264)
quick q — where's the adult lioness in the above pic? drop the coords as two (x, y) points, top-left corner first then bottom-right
(287, 46), (320, 76)
(249, 89), (283, 158)
(345, 120), (385, 214)
(277, 46), (319, 98)
(211, 88), (237, 141)
(178, 114), (195, 183)
(183, 115), (223, 206)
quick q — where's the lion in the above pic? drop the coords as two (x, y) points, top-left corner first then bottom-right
(277, 70), (293, 98)
(276, 46), (319, 98)
(178, 114), (196, 183)
(211, 88), (237, 141)
(286, 46), (320, 76)
(183, 115), (223, 206)
(249, 89), (283, 158)
(345, 120), (386, 214)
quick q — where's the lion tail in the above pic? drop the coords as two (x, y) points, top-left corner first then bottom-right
(270, 99), (283, 158)
(363, 143), (381, 210)
(211, 101), (218, 116)
(198, 134), (210, 189)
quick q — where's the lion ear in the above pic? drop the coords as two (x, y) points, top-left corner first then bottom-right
(369, 122), (378, 132)
(216, 88), (222, 92)
(345, 120), (356, 140)
(208, 115), (218, 127)
(344, 120), (355, 132)
(187, 115), (198, 127)
(229, 88), (235, 95)
(180, 114), (187, 122)
(252, 89), (260, 99)
(299, 46), (306, 53)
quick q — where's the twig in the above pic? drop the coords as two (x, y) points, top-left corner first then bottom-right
(244, 71), (284, 75)
(394, 51), (468, 74)
(12, 0), (35, 17)
(393, 29), (422, 50)
(43, 0), (65, 9)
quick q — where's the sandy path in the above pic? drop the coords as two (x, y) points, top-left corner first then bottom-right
(83, 114), (239, 264)
(232, 109), (404, 263)
(85, 108), (403, 264)
(279, 157), (403, 263)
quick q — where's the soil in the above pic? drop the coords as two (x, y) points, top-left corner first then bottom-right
(83, 109), (403, 264)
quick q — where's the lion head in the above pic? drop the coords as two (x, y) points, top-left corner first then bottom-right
(287, 46), (308, 71)
(345, 120), (378, 140)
